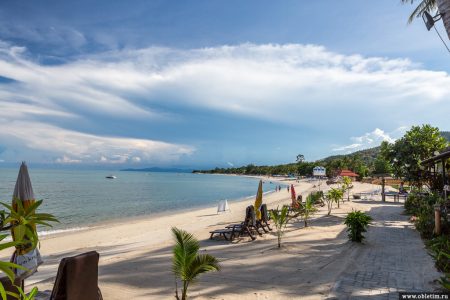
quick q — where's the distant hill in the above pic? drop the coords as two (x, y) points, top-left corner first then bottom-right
(318, 131), (450, 165)
(121, 167), (192, 173)
(318, 146), (380, 165)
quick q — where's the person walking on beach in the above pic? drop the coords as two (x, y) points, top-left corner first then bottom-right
(287, 185), (290, 193)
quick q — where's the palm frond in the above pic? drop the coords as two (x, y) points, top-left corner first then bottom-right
(401, 0), (437, 23)
(185, 254), (220, 283)
(172, 227), (221, 299)
(172, 227), (200, 279)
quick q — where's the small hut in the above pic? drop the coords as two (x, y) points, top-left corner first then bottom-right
(338, 169), (359, 181)
(421, 146), (450, 192)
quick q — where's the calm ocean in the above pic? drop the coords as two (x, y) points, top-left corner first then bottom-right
(0, 169), (280, 234)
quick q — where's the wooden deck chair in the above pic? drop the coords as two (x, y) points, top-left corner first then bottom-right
(258, 204), (272, 232)
(210, 205), (257, 241)
(226, 205), (259, 239)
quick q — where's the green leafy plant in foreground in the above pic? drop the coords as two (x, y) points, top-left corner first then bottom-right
(2, 200), (59, 252)
(6, 285), (38, 300)
(344, 210), (372, 243)
(0, 199), (58, 300)
(0, 234), (26, 300)
(270, 206), (290, 248)
(172, 227), (220, 300)
(428, 235), (450, 273)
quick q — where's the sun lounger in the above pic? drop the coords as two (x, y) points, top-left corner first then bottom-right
(226, 205), (261, 238)
(208, 228), (234, 240)
(35, 251), (103, 300)
(257, 204), (272, 232)
(210, 205), (257, 241)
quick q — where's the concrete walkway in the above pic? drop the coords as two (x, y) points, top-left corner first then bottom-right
(329, 200), (441, 299)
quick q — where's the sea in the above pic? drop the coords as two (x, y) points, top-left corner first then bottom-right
(0, 169), (282, 235)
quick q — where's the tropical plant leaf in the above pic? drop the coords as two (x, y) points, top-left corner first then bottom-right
(185, 254), (220, 283)
(172, 227), (220, 299)
(0, 283), (6, 300)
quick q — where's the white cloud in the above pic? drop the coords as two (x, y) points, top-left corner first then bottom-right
(332, 143), (362, 152)
(0, 42), (449, 163)
(227, 162), (234, 167)
(332, 127), (407, 153)
(55, 155), (82, 164)
(1, 42), (449, 127)
(0, 121), (195, 164)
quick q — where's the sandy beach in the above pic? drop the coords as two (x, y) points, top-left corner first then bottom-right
(20, 179), (439, 299)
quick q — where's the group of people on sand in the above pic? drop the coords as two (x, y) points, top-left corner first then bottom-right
(274, 185), (292, 192)
(275, 185), (289, 192)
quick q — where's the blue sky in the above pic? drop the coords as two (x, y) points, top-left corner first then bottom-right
(0, 0), (449, 169)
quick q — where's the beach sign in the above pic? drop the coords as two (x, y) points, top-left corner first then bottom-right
(217, 200), (230, 214)
(313, 166), (326, 177)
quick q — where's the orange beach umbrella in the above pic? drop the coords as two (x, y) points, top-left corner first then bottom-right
(254, 180), (263, 220)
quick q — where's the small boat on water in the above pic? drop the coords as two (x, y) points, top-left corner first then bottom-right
(106, 175), (117, 179)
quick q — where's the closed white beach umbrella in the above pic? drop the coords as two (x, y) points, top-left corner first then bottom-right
(11, 162), (42, 277)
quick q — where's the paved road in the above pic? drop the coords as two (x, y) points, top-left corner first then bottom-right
(329, 201), (442, 299)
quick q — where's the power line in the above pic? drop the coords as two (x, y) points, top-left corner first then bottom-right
(433, 24), (450, 53)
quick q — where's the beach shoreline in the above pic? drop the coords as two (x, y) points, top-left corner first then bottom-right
(33, 174), (287, 238)
(23, 179), (404, 299)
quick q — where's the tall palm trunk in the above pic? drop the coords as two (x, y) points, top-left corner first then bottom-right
(436, 0), (450, 40)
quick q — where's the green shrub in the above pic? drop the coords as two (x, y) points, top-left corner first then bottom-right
(405, 192), (442, 216)
(428, 235), (450, 291)
(309, 191), (323, 204)
(344, 210), (372, 243)
(439, 274), (450, 291)
(404, 193), (422, 215)
(415, 202), (435, 239)
(427, 235), (450, 273)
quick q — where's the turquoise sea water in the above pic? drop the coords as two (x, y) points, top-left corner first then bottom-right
(0, 169), (280, 233)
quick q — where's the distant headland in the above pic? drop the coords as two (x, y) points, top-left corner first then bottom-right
(120, 167), (193, 173)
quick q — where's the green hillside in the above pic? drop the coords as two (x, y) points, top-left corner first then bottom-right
(195, 131), (450, 176)
(316, 131), (449, 166)
(318, 146), (380, 165)
(441, 131), (450, 142)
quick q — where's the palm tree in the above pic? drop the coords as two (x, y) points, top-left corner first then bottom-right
(326, 188), (344, 215)
(269, 206), (290, 248)
(302, 195), (318, 227)
(342, 176), (353, 202)
(172, 227), (220, 300)
(402, 0), (450, 40)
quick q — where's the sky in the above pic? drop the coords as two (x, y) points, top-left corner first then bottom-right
(0, 0), (449, 169)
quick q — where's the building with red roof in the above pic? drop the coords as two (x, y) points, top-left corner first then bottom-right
(338, 169), (359, 181)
